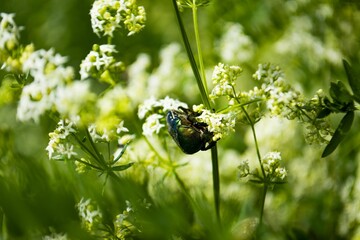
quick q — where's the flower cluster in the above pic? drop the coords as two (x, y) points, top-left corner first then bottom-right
(275, 15), (342, 72)
(123, 0), (146, 36)
(46, 119), (77, 160)
(115, 199), (151, 238)
(79, 44), (124, 85)
(251, 63), (302, 117)
(238, 151), (287, 184)
(237, 160), (250, 178)
(138, 96), (188, 137)
(0, 13), (22, 53)
(16, 48), (79, 122)
(262, 151), (287, 181)
(77, 198), (103, 233)
(209, 62), (243, 103)
(76, 198), (149, 239)
(1, 14), (97, 123)
(216, 22), (255, 64)
(115, 200), (137, 238)
(46, 117), (133, 174)
(88, 120), (129, 143)
(90, 0), (146, 37)
(193, 104), (236, 141)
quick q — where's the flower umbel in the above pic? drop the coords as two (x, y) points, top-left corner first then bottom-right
(262, 151), (287, 181)
(238, 151), (287, 185)
(138, 96), (188, 137)
(0, 13), (22, 52)
(79, 44), (124, 85)
(193, 104), (236, 141)
(77, 198), (103, 232)
(46, 119), (77, 160)
(90, 0), (146, 37)
(210, 62), (243, 102)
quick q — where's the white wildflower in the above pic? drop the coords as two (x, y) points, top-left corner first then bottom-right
(194, 106), (236, 141)
(0, 13), (23, 51)
(90, 0), (145, 37)
(142, 113), (165, 137)
(216, 22), (255, 64)
(210, 62), (242, 101)
(77, 198), (103, 231)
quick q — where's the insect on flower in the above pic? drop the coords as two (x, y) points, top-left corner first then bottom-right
(166, 107), (217, 154)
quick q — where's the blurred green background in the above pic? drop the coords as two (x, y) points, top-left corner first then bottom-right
(1, 0), (360, 239)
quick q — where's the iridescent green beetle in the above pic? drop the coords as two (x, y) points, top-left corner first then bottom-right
(166, 107), (216, 154)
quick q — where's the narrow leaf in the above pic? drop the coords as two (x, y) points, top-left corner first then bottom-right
(111, 162), (134, 171)
(113, 144), (128, 163)
(343, 60), (360, 103)
(322, 111), (355, 157)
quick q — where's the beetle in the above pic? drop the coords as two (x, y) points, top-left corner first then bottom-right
(166, 107), (216, 154)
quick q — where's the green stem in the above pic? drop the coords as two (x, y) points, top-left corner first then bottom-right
(192, 1), (209, 97)
(234, 94), (264, 177)
(241, 106), (267, 224)
(259, 184), (268, 225)
(172, 0), (211, 109)
(234, 92), (267, 224)
(211, 144), (220, 223)
(172, 0), (221, 224)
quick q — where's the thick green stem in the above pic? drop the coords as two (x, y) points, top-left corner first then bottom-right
(172, 0), (220, 223)
(211, 144), (220, 223)
(259, 184), (268, 225)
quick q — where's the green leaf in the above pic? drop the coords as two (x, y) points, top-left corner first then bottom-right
(111, 162), (134, 171)
(329, 81), (353, 104)
(343, 60), (360, 104)
(322, 111), (355, 158)
(113, 144), (128, 164)
(317, 108), (332, 119)
(52, 155), (66, 161)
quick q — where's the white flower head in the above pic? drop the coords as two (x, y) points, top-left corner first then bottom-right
(0, 13), (23, 51)
(17, 48), (75, 122)
(142, 113), (165, 137)
(77, 198), (103, 231)
(262, 151), (287, 181)
(216, 22), (255, 64)
(137, 96), (188, 119)
(159, 96), (188, 112)
(79, 44), (122, 80)
(54, 81), (95, 122)
(238, 160), (250, 178)
(90, 0), (145, 37)
(194, 105), (236, 141)
(210, 62), (242, 101)
(137, 96), (158, 119)
(46, 119), (77, 159)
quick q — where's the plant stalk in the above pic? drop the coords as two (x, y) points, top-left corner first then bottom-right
(192, 1), (209, 97)
(172, 0), (220, 223)
(211, 144), (220, 223)
(171, 0), (211, 109)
